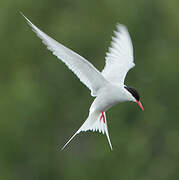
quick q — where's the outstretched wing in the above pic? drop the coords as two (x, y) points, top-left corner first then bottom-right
(21, 13), (107, 96)
(102, 24), (135, 85)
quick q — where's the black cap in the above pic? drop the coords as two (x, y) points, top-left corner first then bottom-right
(124, 86), (140, 101)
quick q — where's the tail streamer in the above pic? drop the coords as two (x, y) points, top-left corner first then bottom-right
(61, 111), (113, 150)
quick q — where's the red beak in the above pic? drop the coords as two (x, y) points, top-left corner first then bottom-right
(136, 100), (144, 111)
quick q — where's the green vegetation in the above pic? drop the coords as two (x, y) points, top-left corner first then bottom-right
(0, 0), (179, 179)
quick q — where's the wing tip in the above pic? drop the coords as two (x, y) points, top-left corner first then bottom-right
(20, 11), (29, 22)
(20, 12), (38, 31)
(116, 23), (127, 31)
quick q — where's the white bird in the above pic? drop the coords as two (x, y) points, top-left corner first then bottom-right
(21, 13), (144, 151)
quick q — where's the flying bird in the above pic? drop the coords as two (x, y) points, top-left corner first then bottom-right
(21, 13), (144, 150)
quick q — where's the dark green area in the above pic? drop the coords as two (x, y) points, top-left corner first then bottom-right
(0, 0), (179, 179)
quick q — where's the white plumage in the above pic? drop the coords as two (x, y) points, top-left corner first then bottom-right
(21, 13), (143, 150)
(102, 24), (135, 84)
(21, 13), (107, 97)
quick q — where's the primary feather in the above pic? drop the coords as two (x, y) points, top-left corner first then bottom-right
(102, 24), (135, 84)
(21, 13), (107, 96)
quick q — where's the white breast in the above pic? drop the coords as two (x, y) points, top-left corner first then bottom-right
(89, 84), (128, 113)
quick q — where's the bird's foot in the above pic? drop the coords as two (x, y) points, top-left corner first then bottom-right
(100, 111), (106, 123)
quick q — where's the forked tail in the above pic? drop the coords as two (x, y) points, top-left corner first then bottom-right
(61, 111), (113, 150)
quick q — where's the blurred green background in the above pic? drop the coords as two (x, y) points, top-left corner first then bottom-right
(0, 0), (179, 179)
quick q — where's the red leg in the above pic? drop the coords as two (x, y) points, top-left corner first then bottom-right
(100, 112), (106, 123)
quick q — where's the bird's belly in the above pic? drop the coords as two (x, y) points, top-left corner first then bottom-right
(90, 93), (120, 113)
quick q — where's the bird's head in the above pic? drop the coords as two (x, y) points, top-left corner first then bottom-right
(124, 86), (144, 111)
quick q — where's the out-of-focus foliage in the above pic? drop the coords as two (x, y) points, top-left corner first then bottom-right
(0, 0), (179, 179)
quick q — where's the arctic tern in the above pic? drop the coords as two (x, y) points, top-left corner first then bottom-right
(21, 13), (144, 150)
